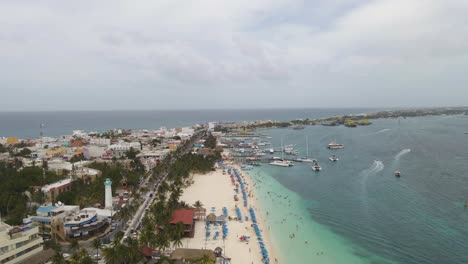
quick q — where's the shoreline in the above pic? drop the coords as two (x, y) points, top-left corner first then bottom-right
(179, 155), (281, 264)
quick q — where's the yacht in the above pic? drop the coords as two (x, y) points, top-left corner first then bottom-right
(311, 162), (322, 171)
(269, 138), (293, 167)
(329, 155), (339, 162)
(295, 157), (317, 163)
(327, 140), (344, 149)
(269, 160), (293, 167)
(394, 170), (401, 177)
(295, 136), (317, 162)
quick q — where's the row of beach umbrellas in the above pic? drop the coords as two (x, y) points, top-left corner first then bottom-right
(249, 207), (270, 264)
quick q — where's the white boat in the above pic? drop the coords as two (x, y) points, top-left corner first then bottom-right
(269, 160), (292, 167)
(296, 136), (317, 162)
(269, 138), (293, 167)
(311, 163), (322, 171)
(327, 140), (344, 149)
(329, 155), (339, 162)
(295, 157), (317, 163)
(394, 170), (401, 177)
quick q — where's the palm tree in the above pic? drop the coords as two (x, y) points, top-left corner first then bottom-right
(195, 254), (215, 264)
(124, 236), (142, 263)
(171, 222), (184, 249)
(102, 246), (119, 264)
(69, 239), (80, 254)
(51, 251), (66, 264)
(193, 200), (203, 208)
(91, 238), (102, 263)
(156, 256), (175, 264)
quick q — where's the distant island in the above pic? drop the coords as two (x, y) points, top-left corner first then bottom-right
(215, 107), (468, 131)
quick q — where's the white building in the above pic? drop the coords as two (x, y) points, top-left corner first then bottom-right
(0, 221), (43, 264)
(104, 178), (112, 209)
(89, 138), (111, 146)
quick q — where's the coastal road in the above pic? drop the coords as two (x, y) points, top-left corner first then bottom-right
(121, 130), (205, 242)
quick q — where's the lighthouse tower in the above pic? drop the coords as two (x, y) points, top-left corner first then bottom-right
(104, 178), (112, 209)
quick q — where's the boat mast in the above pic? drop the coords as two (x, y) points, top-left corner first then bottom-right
(306, 135), (309, 158)
(281, 138), (284, 160)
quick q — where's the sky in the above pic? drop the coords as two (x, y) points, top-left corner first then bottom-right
(0, 0), (467, 111)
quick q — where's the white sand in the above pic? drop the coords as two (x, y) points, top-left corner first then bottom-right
(180, 164), (280, 264)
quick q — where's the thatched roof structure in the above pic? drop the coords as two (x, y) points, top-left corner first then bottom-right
(206, 213), (217, 222)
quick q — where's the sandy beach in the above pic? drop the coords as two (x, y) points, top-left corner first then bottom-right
(180, 162), (280, 264)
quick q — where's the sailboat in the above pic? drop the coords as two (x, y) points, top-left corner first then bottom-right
(270, 138), (293, 167)
(295, 135), (317, 163)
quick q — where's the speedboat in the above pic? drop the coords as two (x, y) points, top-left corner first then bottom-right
(394, 170), (401, 177)
(311, 163), (322, 171)
(329, 155), (339, 162)
(327, 140), (344, 149)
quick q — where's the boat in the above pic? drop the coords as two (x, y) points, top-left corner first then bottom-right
(269, 160), (293, 167)
(292, 125), (305, 130)
(394, 170), (401, 177)
(295, 136), (317, 162)
(327, 140), (344, 149)
(294, 157), (317, 163)
(269, 138), (293, 167)
(311, 162), (321, 171)
(329, 155), (339, 162)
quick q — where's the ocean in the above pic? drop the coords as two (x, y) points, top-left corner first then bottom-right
(2, 109), (467, 263)
(0, 108), (375, 138)
(249, 115), (468, 264)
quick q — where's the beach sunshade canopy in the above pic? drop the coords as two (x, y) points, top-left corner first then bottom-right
(206, 213), (217, 222)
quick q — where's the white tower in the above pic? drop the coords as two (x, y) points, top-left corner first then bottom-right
(104, 178), (112, 209)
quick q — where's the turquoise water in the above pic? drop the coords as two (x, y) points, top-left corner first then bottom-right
(248, 115), (468, 264)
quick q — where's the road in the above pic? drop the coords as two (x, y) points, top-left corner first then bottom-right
(121, 130), (204, 243)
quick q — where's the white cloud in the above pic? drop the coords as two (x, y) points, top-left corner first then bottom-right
(0, 0), (467, 110)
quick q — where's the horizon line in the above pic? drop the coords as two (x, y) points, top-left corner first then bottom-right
(1, 105), (467, 113)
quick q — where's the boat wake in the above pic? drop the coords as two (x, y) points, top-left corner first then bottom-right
(374, 128), (390, 134)
(395, 149), (411, 160)
(361, 160), (385, 176)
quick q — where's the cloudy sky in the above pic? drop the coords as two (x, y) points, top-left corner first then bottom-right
(1, 0), (467, 111)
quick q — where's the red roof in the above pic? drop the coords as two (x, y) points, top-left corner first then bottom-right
(170, 209), (194, 225)
(141, 246), (152, 257)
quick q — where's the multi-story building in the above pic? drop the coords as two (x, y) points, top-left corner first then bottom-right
(28, 205), (109, 241)
(0, 221), (43, 264)
(41, 178), (73, 202)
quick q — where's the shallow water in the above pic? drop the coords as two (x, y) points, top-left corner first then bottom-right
(249, 116), (468, 264)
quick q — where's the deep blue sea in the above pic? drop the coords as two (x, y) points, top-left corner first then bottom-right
(0, 108), (376, 138)
(248, 115), (468, 264)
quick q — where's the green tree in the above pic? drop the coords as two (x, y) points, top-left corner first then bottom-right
(16, 148), (32, 157)
(92, 238), (102, 263)
(193, 200), (203, 208)
(51, 251), (66, 264)
(69, 239), (80, 254)
(204, 133), (217, 149)
(125, 147), (140, 159)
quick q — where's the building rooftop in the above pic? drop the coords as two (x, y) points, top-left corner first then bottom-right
(41, 178), (73, 192)
(36, 205), (57, 214)
(170, 209), (194, 225)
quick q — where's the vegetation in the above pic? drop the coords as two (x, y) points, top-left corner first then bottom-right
(69, 153), (85, 163)
(102, 235), (143, 264)
(0, 163), (64, 224)
(15, 148), (32, 157)
(0, 143), (7, 153)
(203, 133), (217, 149)
(56, 161), (142, 207)
(125, 147), (140, 159)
